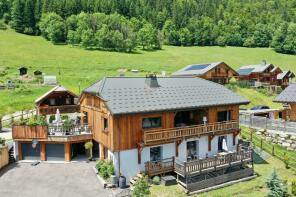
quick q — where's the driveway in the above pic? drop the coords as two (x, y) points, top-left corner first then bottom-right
(0, 162), (112, 197)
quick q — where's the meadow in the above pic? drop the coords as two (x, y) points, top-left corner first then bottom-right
(0, 29), (295, 114)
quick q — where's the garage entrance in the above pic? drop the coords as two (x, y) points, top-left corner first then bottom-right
(22, 143), (40, 160)
(46, 144), (65, 161)
(72, 142), (87, 160)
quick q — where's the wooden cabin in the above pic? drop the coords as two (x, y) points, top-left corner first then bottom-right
(274, 83), (296, 121)
(172, 62), (238, 84)
(236, 62), (275, 86)
(19, 67), (28, 76)
(277, 71), (295, 89)
(35, 85), (79, 115)
(79, 75), (253, 189)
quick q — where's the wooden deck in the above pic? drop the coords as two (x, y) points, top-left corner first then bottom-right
(38, 105), (79, 115)
(144, 148), (252, 178)
(143, 121), (239, 146)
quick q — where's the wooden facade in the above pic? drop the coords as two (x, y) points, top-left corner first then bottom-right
(12, 125), (48, 139)
(80, 93), (240, 152)
(199, 62), (238, 84)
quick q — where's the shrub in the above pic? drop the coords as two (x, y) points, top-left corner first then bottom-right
(61, 115), (69, 121)
(95, 160), (115, 180)
(292, 179), (296, 195)
(49, 115), (55, 123)
(0, 21), (7, 30)
(133, 176), (150, 197)
(266, 169), (289, 197)
(152, 176), (161, 185)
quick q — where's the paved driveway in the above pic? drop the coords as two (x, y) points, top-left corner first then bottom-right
(0, 162), (112, 197)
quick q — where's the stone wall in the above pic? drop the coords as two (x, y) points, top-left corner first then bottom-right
(255, 129), (296, 151)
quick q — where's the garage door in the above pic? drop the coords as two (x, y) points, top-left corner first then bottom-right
(46, 144), (65, 161)
(22, 143), (40, 160)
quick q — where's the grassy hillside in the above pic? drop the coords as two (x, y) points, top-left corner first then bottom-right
(0, 29), (294, 114)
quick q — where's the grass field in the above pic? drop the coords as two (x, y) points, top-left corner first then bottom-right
(0, 29), (295, 114)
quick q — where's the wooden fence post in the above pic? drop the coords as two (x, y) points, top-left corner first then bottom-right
(272, 145), (275, 156)
(260, 138), (263, 149)
(250, 129), (253, 142)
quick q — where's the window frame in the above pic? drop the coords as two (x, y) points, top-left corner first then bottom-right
(142, 117), (162, 129)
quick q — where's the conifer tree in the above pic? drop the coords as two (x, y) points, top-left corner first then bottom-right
(11, 0), (24, 33)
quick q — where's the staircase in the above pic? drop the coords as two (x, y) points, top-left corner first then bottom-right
(129, 173), (144, 190)
(8, 147), (16, 164)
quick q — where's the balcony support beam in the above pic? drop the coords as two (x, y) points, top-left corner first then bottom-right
(208, 135), (214, 151)
(137, 144), (143, 164)
(175, 140), (182, 157)
(233, 130), (240, 146)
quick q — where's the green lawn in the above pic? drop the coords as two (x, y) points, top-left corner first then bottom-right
(0, 29), (296, 114)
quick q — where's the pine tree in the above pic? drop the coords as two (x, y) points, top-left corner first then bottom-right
(34, 0), (42, 25)
(23, 0), (35, 34)
(11, 0), (24, 33)
(266, 169), (289, 197)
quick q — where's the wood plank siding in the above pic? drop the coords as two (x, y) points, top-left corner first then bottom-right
(12, 125), (48, 139)
(80, 93), (240, 152)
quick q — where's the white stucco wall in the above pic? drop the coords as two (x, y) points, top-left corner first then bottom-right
(107, 134), (238, 182)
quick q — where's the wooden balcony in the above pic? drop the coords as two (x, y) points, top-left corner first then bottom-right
(12, 124), (92, 142)
(143, 121), (239, 146)
(12, 125), (48, 139)
(144, 148), (252, 178)
(38, 105), (79, 115)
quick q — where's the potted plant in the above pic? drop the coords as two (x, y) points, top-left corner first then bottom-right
(84, 141), (93, 161)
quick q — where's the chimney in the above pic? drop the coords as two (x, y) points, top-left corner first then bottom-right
(145, 74), (160, 88)
(261, 60), (267, 65)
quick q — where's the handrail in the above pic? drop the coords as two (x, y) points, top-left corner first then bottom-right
(48, 124), (92, 136)
(143, 121), (239, 145)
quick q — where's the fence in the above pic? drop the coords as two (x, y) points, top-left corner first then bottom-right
(239, 114), (296, 133)
(241, 127), (296, 171)
(0, 146), (9, 169)
(1, 109), (36, 127)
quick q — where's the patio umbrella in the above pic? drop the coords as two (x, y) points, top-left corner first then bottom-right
(222, 138), (228, 152)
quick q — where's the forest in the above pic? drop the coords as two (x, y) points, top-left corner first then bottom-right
(0, 0), (295, 53)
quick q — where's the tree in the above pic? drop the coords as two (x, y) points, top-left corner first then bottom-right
(67, 30), (80, 45)
(23, 0), (35, 34)
(34, 0), (42, 30)
(271, 22), (288, 53)
(137, 23), (156, 49)
(283, 23), (296, 54)
(39, 13), (66, 43)
(81, 28), (94, 47)
(11, 0), (24, 33)
(179, 27), (192, 46)
(132, 176), (150, 197)
(266, 169), (289, 197)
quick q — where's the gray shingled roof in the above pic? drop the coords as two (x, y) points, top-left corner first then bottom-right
(274, 83), (296, 103)
(172, 62), (237, 76)
(237, 64), (274, 75)
(83, 77), (249, 115)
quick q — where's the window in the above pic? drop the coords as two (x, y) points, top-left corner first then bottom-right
(103, 117), (108, 131)
(142, 117), (161, 129)
(65, 97), (71, 105)
(150, 146), (162, 162)
(49, 98), (55, 106)
(217, 111), (231, 122)
(83, 112), (88, 124)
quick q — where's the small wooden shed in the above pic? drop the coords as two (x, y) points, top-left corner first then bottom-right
(19, 67), (28, 76)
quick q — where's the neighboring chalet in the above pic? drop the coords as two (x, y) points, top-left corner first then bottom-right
(236, 62), (294, 88)
(274, 83), (296, 121)
(80, 75), (253, 191)
(12, 86), (88, 162)
(35, 85), (79, 115)
(172, 62), (238, 84)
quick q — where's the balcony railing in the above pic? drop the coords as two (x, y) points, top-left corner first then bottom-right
(144, 147), (252, 178)
(143, 121), (239, 145)
(48, 124), (92, 136)
(38, 105), (79, 115)
(174, 149), (252, 177)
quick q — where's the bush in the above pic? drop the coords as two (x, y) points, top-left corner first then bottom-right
(266, 169), (289, 197)
(95, 160), (115, 180)
(152, 176), (161, 185)
(292, 179), (296, 195)
(0, 21), (7, 30)
(133, 176), (150, 197)
(23, 115), (47, 126)
(283, 153), (289, 169)
(49, 115), (55, 123)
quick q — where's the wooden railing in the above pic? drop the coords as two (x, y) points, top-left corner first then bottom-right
(175, 149), (252, 177)
(38, 105), (79, 115)
(145, 157), (175, 177)
(48, 124), (91, 136)
(144, 148), (252, 177)
(143, 121), (239, 145)
(12, 125), (48, 139)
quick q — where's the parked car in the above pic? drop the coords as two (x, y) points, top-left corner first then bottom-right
(250, 105), (270, 110)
